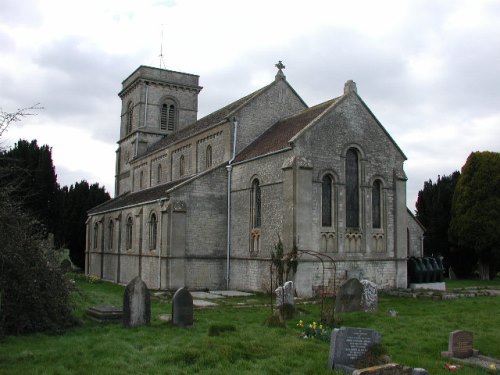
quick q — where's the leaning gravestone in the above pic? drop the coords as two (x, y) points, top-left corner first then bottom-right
(172, 287), (193, 327)
(335, 278), (363, 314)
(360, 280), (378, 312)
(328, 327), (381, 373)
(123, 276), (151, 327)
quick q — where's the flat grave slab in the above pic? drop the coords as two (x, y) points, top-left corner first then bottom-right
(210, 290), (254, 297)
(191, 291), (224, 299)
(193, 300), (218, 307)
(86, 304), (122, 322)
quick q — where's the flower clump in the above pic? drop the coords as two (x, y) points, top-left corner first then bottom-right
(296, 320), (330, 342)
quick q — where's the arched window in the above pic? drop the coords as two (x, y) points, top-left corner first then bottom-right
(206, 145), (212, 169)
(108, 220), (114, 250)
(372, 180), (382, 229)
(179, 155), (185, 176)
(139, 170), (144, 189)
(126, 217), (133, 250)
(126, 102), (133, 134)
(149, 213), (157, 250)
(157, 164), (162, 183)
(160, 101), (176, 131)
(346, 148), (359, 228)
(93, 222), (99, 249)
(251, 179), (261, 228)
(322, 175), (333, 227)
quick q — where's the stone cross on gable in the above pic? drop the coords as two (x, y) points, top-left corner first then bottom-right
(275, 60), (285, 71)
(275, 60), (286, 81)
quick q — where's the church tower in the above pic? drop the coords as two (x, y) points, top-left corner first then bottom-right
(115, 66), (202, 195)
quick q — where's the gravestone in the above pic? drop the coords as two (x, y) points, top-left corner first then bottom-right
(442, 330), (474, 358)
(360, 280), (378, 312)
(275, 281), (294, 307)
(335, 278), (363, 314)
(328, 327), (381, 372)
(172, 287), (193, 327)
(123, 276), (151, 327)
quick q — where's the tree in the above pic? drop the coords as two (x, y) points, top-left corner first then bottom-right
(0, 139), (59, 234)
(0, 105), (76, 335)
(58, 181), (110, 269)
(449, 152), (500, 280)
(414, 172), (473, 275)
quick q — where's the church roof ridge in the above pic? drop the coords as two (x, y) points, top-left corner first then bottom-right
(143, 80), (278, 156)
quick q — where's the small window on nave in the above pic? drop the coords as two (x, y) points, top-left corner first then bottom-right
(372, 180), (382, 229)
(126, 217), (133, 250)
(251, 179), (261, 228)
(149, 213), (157, 250)
(157, 164), (162, 183)
(206, 145), (212, 169)
(179, 155), (185, 176)
(322, 175), (333, 227)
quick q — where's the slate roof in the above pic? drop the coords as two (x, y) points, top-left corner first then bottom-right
(233, 97), (340, 163)
(88, 177), (190, 214)
(144, 82), (274, 156)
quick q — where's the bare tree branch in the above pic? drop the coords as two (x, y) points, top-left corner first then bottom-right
(0, 104), (43, 137)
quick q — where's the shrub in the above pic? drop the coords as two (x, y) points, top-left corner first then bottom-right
(0, 192), (77, 336)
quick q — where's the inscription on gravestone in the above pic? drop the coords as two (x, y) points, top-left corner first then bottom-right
(328, 327), (381, 371)
(449, 330), (473, 358)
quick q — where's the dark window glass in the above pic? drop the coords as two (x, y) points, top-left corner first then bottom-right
(252, 179), (261, 228)
(108, 220), (114, 249)
(346, 148), (359, 228)
(372, 180), (381, 228)
(149, 214), (157, 250)
(126, 217), (133, 249)
(167, 104), (175, 131)
(322, 175), (332, 227)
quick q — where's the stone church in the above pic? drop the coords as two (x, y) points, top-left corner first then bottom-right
(86, 63), (424, 296)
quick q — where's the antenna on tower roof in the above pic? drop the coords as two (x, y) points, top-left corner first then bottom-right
(159, 24), (167, 69)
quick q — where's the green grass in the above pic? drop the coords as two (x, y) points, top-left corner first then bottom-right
(1, 276), (499, 374)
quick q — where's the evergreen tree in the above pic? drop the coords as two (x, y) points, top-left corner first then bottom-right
(0, 139), (59, 234)
(58, 181), (110, 269)
(449, 152), (500, 280)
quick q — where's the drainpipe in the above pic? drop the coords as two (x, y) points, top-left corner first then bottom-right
(226, 117), (238, 290)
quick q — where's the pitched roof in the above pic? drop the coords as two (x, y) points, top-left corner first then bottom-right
(233, 98), (339, 163)
(144, 82), (274, 156)
(88, 177), (190, 214)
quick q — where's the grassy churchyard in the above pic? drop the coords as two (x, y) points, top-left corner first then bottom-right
(0, 275), (499, 375)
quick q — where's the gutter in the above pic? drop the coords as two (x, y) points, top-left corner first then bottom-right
(226, 116), (238, 290)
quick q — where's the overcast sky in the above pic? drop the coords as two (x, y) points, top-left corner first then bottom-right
(1, 0), (499, 209)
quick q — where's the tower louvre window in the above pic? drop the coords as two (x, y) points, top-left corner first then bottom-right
(160, 101), (176, 131)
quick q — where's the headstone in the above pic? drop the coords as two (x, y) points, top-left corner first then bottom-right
(123, 276), (150, 328)
(328, 327), (381, 372)
(172, 287), (193, 327)
(335, 278), (363, 314)
(347, 269), (363, 280)
(447, 330), (474, 358)
(275, 281), (294, 307)
(360, 280), (378, 312)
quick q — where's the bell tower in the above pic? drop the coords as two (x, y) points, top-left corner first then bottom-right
(115, 66), (202, 195)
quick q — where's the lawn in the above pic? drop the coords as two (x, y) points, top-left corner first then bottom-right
(0, 275), (499, 375)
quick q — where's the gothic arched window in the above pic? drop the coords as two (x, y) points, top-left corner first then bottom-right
(322, 175), (333, 227)
(251, 179), (261, 228)
(126, 216), (133, 250)
(126, 102), (133, 134)
(160, 101), (176, 131)
(108, 220), (114, 250)
(372, 180), (382, 229)
(149, 213), (157, 250)
(346, 148), (360, 228)
(206, 145), (212, 169)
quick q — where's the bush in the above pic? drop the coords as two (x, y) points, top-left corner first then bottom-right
(0, 192), (77, 336)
